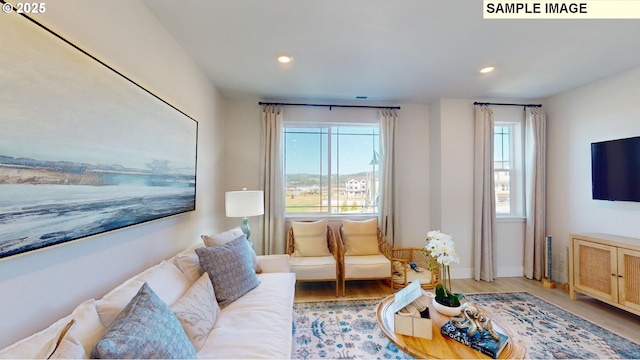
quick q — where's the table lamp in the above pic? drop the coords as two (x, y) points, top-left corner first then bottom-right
(225, 188), (264, 242)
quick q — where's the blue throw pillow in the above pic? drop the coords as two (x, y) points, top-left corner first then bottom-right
(195, 235), (260, 308)
(91, 282), (196, 359)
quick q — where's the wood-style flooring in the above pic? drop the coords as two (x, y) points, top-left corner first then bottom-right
(294, 277), (640, 344)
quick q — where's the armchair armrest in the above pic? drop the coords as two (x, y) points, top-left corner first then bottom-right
(257, 254), (291, 273)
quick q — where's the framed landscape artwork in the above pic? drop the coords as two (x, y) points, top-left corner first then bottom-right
(0, 9), (198, 259)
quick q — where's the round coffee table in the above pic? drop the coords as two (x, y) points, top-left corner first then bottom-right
(376, 294), (525, 359)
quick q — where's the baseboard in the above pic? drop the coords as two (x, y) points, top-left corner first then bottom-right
(450, 266), (523, 279)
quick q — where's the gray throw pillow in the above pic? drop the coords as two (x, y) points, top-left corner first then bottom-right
(91, 282), (196, 359)
(195, 236), (260, 308)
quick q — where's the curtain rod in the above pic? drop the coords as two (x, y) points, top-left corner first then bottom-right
(474, 101), (542, 108)
(259, 101), (401, 110)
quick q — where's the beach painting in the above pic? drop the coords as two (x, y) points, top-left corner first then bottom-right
(0, 12), (198, 259)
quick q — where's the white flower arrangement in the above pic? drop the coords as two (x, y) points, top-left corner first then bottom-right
(425, 230), (459, 266)
(424, 230), (464, 307)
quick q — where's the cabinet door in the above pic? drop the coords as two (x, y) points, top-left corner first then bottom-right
(618, 248), (640, 312)
(573, 239), (618, 302)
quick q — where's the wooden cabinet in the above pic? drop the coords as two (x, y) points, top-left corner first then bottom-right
(569, 233), (640, 316)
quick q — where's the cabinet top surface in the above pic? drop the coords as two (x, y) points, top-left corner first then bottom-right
(572, 233), (640, 250)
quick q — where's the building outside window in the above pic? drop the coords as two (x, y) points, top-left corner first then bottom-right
(283, 124), (379, 215)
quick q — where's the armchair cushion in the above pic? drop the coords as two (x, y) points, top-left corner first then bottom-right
(291, 219), (331, 257)
(342, 219), (380, 255)
(343, 254), (390, 279)
(290, 256), (337, 280)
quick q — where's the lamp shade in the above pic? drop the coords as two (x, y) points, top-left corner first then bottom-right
(225, 189), (264, 218)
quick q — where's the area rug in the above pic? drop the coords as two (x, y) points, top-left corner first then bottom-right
(291, 292), (640, 359)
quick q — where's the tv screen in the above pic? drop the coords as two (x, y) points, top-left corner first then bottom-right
(591, 136), (640, 202)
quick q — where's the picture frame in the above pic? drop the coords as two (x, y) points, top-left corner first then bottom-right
(0, 9), (198, 259)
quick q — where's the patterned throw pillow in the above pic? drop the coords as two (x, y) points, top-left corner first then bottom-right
(202, 228), (262, 273)
(91, 283), (196, 359)
(342, 218), (381, 255)
(195, 236), (261, 308)
(171, 272), (220, 351)
(291, 219), (332, 257)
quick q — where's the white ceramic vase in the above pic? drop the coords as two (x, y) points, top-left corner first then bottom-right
(432, 297), (462, 317)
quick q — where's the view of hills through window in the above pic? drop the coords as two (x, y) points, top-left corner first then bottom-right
(284, 125), (379, 214)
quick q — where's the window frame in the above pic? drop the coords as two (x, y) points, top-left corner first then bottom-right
(282, 122), (380, 217)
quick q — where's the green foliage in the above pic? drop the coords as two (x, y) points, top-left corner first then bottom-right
(434, 283), (465, 307)
(435, 283), (445, 300)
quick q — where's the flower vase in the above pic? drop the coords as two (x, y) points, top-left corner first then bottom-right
(432, 297), (462, 317)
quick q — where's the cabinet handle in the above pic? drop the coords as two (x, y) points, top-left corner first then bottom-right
(618, 275), (623, 278)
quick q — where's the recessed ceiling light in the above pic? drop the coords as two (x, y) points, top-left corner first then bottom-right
(277, 53), (293, 64)
(480, 66), (495, 74)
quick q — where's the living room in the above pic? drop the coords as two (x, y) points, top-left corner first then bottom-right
(1, 0), (640, 353)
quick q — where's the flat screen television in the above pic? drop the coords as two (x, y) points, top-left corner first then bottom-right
(591, 136), (640, 202)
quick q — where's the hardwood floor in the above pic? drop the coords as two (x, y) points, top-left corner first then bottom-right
(294, 277), (640, 344)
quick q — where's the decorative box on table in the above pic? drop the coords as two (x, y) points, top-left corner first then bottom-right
(390, 280), (432, 339)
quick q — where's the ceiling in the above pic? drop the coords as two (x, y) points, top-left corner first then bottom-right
(143, 0), (640, 104)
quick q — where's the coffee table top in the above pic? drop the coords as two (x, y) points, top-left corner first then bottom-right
(376, 294), (525, 359)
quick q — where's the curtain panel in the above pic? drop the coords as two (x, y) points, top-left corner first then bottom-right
(379, 109), (397, 245)
(524, 107), (547, 280)
(260, 105), (285, 255)
(473, 105), (497, 282)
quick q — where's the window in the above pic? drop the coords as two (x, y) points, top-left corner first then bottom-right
(494, 122), (523, 217)
(284, 124), (380, 215)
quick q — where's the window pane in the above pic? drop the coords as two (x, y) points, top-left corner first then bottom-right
(284, 128), (328, 213)
(332, 127), (379, 214)
(494, 126), (510, 170)
(284, 125), (379, 215)
(495, 170), (510, 214)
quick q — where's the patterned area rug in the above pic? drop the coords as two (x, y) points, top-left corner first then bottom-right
(291, 292), (640, 359)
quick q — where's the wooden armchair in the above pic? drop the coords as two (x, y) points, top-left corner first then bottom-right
(286, 220), (340, 297)
(337, 219), (392, 295)
(391, 248), (440, 290)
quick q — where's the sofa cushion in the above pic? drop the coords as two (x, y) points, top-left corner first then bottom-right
(95, 260), (191, 328)
(196, 236), (260, 308)
(171, 272), (219, 351)
(0, 315), (74, 359)
(197, 272), (295, 359)
(171, 244), (205, 283)
(342, 218), (381, 255)
(91, 283), (196, 359)
(291, 219), (331, 257)
(202, 228), (262, 273)
(48, 320), (86, 359)
(69, 298), (106, 356)
(0, 298), (104, 360)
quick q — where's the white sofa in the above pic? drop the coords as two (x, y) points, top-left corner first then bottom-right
(0, 242), (296, 359)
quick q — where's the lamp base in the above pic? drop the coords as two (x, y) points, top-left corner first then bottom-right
(241, 217), (254, 249)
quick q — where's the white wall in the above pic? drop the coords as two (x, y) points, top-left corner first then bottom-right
(225, 97), (529, 279)
(545, 66), (640, 284)
(430, 99), (529, 279)
(0, 0), (226, 348)
(223, 99), (431, 251)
